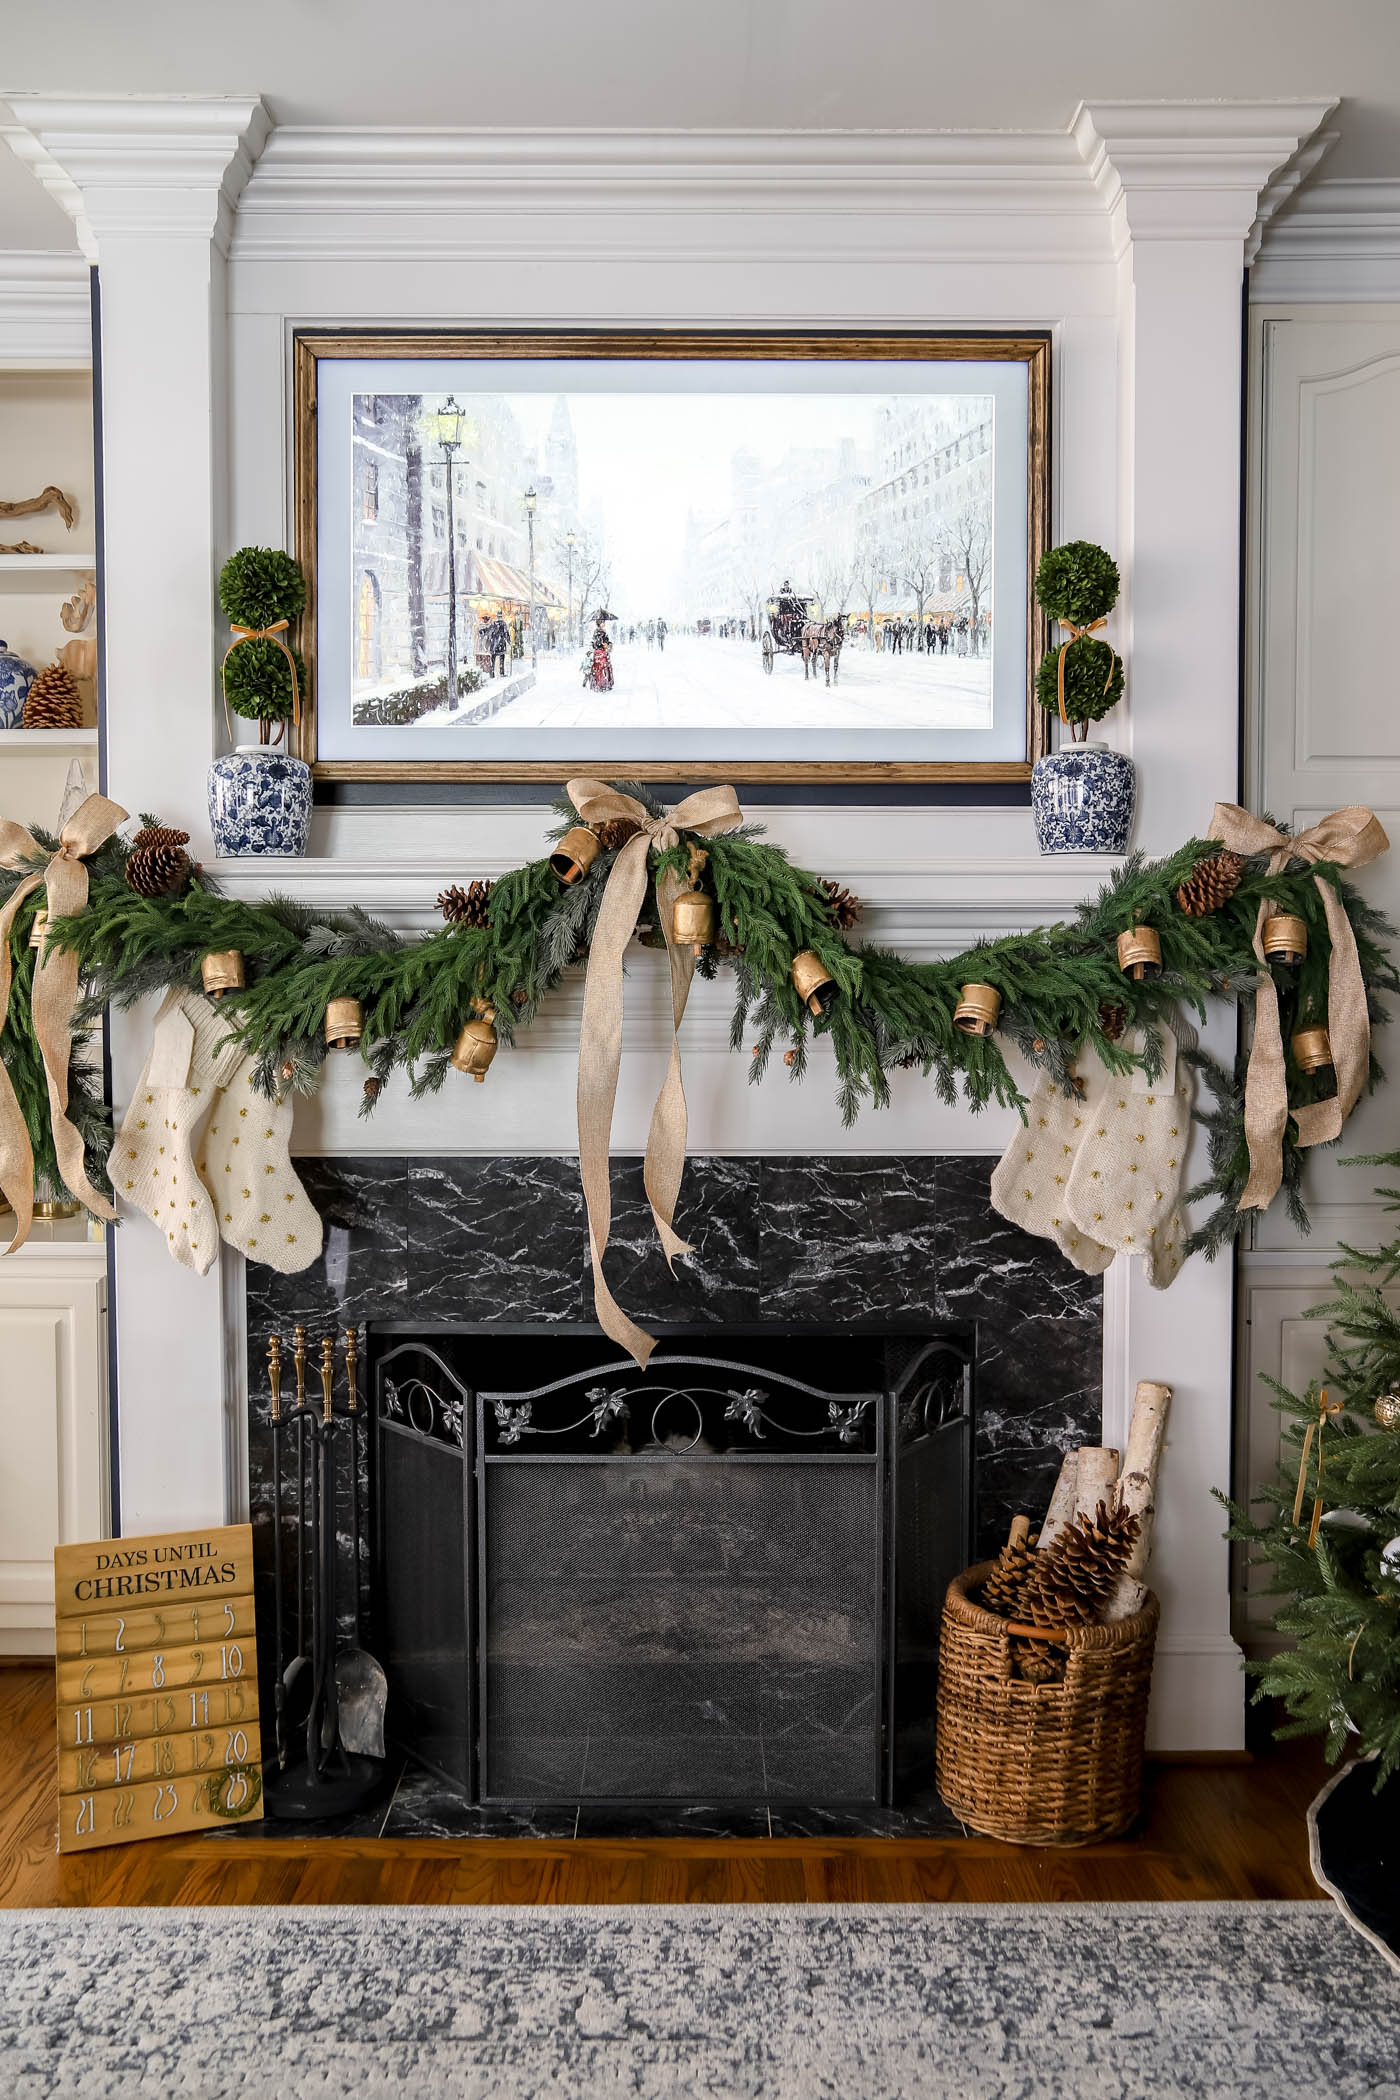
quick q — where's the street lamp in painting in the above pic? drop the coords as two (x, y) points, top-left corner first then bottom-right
(566, 529), (577, 651)
(433, 395), (466, 710)
(524, 486), (538, 671)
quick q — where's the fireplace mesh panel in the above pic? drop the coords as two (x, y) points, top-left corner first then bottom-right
(481, 1456), (881, 1804)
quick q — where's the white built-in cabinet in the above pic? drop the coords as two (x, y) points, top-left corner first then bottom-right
(1242, 303), (1400, 1643)
(0, 1242), (108, 1652)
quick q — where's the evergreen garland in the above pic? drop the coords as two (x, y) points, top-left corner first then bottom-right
(4, 784), (1395, 1243)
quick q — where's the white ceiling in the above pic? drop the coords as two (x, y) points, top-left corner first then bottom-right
(2, 0), (1397, 251)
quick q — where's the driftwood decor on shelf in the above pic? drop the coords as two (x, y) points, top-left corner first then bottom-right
(0, 486), (75, 531)
(0, 540), (43, 556)
(60, 575), (97, 635)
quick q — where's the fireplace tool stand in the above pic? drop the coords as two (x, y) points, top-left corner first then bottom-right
(263, 1327), (388, 1820)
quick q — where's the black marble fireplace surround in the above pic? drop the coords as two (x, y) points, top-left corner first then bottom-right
(243, 1153), (1102, 1839)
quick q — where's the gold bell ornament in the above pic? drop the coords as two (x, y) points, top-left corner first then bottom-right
(1291, 1024), (1333, 1074)
(1116, 926), (1162, 982)
(1262, 914), (1308, 966)
(791, 950), (837, 1018)
(201, 949), (245, 999)
(1373, 1390), (1400, 1432)
(324, 996), (364, 1051)
(28, 907), (47, 950)
(451, 1001), (498, 1083)
(549, 827), (601, 886)
(953, 983), (1001, 1038)
(671, 889), (716, 957)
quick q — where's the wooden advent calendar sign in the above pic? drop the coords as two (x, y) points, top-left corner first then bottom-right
(53, 1522), (264, 1851)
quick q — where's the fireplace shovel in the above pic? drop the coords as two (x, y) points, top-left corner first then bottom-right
(334, 1329), (388, 1761)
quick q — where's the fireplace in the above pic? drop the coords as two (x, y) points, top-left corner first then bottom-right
(244, 1152), (1103, 1826)
(372, 1328), (971, 1807)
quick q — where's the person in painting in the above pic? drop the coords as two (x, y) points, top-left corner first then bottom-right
(656, 616), (667, 653)
(483, 612), (510, 678)
(586, 607), (614, 691)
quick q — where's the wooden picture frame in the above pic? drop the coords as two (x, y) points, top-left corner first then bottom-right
(292, 329), (1051, 784)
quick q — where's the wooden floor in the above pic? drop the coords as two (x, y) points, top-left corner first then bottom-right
(1, 1662), (1328, 1908)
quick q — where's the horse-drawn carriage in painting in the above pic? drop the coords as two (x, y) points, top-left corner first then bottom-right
(761, 582), (843, 687)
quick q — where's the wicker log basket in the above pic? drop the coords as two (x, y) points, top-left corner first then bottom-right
(936, 1560), (1159, 1847)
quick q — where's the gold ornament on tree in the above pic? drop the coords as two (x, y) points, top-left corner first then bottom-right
(201, 950), (245, 999)
(1176, 850), (1246, 917)
(1373, 1391), (1400, 1431)
(1116, 925), (1162, 981)
(124, 825), (193, 899)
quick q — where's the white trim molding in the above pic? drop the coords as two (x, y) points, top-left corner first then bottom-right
(1251, 179), (1400, 302)
(0, 250), (89, 367)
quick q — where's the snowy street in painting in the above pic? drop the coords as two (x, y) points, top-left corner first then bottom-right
(411, 631), (993, 733)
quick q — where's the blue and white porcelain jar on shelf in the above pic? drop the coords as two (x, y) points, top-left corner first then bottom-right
(207, 745), (312, 857)
(0, 639), (37, 729)
(1029, 538), (1134, 855)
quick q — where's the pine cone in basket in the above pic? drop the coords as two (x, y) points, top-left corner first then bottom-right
(22, 661), (83, 729)
(1010, 1638), (1066, 1686)
(438, 879), (495, 928)
(1017, 1501), (1141, 1629)
(1176, 849), (1247, 918)
(817, 877), (862, 932)
(124, 825), (193, 898)
(980, 1526), (1040, 1618)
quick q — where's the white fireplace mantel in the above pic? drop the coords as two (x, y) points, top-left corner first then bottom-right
(0, 92), (1343, 1752)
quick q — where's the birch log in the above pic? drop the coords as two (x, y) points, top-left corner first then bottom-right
(1105, 1381), (1172, 1619)
(1037, 1450), (1081, 1551)
(1072, 1446), (1120, 1528)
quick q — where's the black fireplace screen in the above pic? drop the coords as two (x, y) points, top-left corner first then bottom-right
(374, 1329), (970, 1808)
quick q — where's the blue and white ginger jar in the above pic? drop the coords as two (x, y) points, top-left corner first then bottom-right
(207, 746), (312, 857)
(1031, 743), (1136, 855)
(0, 640), (37, 729)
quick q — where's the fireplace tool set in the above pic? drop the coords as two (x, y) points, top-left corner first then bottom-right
(263, 1326), (389, 1818)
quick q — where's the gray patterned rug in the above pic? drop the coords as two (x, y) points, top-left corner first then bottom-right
(0, 1901), (1391, 2098)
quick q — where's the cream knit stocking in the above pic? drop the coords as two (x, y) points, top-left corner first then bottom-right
(110, 990), (245, 1275)
(990, 1056), (1115, 1277)
(196, 1055), (323, 1274)
(1064, 1029), (1194, 1289)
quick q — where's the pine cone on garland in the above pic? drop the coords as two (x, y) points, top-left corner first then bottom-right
(1176, 849), (1246, 917)
(1016, 1501), (1141, 1629)
(1098, 1001), (1128, 1042)
(124, 825), (193, 898)
(818, 877), (862, 932)
(438, 879), (495, 928)
(593, 816), (642, 854)
(22, 660), (83, 728)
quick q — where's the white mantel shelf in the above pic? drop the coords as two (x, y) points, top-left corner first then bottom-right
(210, 851), (1122, 953)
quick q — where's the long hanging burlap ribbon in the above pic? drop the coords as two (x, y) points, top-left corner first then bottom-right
(1207, 802), (1390, 1211)
(565, 777), (744, 1366)
(0, 794), (128, 1251)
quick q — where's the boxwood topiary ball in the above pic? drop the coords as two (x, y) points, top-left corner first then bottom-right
(224, 638), (306, 724)
(1036, 636), (1125, 726)
(219, 546), (307, 632)
(1034, 541), (1120, 629)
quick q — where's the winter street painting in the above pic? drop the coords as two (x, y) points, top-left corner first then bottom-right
(301, 336), (1049, 779)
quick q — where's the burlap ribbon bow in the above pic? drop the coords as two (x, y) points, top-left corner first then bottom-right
(1207, 802), (1390, 1210)
(0, 794), (128, 1251)
(566, 777), (744, 1366)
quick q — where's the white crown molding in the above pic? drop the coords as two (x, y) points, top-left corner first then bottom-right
(1251, 177), (1400, 302)
(1072, 98), (1340, 257)
(0, 249), (89, 366)
(0, 95), (272, 261)
(232, 123), (1113, 266)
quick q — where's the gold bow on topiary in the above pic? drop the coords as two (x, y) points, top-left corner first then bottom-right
(0, 795), (128, 1250)
(565, 777), (744, 1366)
(1207, 802), (1390, 1210)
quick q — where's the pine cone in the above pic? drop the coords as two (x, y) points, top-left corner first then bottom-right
(593, 816), (643, 854)
(124, 825), (193, 898)
(980, 1527), (1041, 1619)
(22, 661), (83, 728)
(362, 1076), (382, 1104)
(1176, 849), (1247, 917)
(1017, 1501), (1141, 1629)
(438, 879), (495, 927)
(1098, 1001), (1128, 1042)
(1011, 1639), (1065, 1685)
(818, 877), (862, 932)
